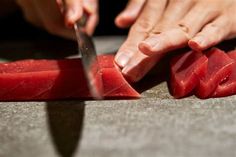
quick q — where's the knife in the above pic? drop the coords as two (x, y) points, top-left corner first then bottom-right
(74, 15), (104, 99)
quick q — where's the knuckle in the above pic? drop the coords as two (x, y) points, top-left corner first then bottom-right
(131, 18), (154, 34)
(162, 28), (188, 49)
(206, 23), (219, 30)
(178, 23), (189, 33)
(177, 23), (191, 38)
(151, 23), (169, 34)
(205, 23), (224, 41)
(157, 32), (174, 49)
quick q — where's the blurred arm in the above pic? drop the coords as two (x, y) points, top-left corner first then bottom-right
(0, 0), (18, 17)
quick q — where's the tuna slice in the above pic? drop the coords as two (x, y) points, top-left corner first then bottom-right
(195, 48), (234, 98)
(213, 50), (236, 97)
(0, 55), (140, 101)
(170, 50), (208, 98)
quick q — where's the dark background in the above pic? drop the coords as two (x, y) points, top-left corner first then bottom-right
(0, 0), (128, 41)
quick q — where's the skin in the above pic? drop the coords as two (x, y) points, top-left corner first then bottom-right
(16, 0), (98, 39)
(115, 0), (236, 82)
(15, 0), (236, 82)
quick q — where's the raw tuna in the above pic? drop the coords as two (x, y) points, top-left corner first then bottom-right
(170, 51), (208, 98)
(213, 50), (236, 97)
(0, 55), (140, 101)
(195, 48), (235, 98)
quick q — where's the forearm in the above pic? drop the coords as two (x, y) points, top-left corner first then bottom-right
(0, 0), (18, 17)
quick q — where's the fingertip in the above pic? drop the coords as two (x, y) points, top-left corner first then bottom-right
(85, 15), (99, 35)
(138, 41), (154, 56)
(121, 60), (148, 83)
(188, 40), (201, 52)
(188, 36), (206, 52)
(114, 15), (122, 27)
(121, 68), (139, 83)
(115, 12), (135, 28)
(116, 0), (145, 29)
(65, 10), (75, 27)
(65, 6), (83, 27)
(138, 35), (162, 56)
(114, 53), (130, 68)
(115, 14), (127, 28)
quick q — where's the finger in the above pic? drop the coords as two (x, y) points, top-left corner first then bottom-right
(86, 13), (99, 35)
(139, 28), (190, 56)
(189, 15), (231, 51)
(115, 0), (167, 68)
(179, 2), (220, 36)
(115, 0), (145, 28)
(63, 0), (83, 26)
(140, 2), (220, 56)
(83, 0), (99, 35)
(155, 0), (194, 29)
(122, 52), (162, 82)
(121, 0), (193, 82)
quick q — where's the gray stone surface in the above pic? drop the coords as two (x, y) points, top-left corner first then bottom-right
(1, 36), (236, 157)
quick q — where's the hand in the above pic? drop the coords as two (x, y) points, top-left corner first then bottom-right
(115, 0), (236, 82)
(16, 0), (99, 39)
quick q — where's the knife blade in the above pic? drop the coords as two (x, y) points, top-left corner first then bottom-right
(74, 18), (103, 99)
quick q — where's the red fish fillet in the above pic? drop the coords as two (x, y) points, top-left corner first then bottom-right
(0, 55), (140, 101)
(195, 48), (234, 98)
(213, 50), (236, 97)
(170, 51), (208, 98)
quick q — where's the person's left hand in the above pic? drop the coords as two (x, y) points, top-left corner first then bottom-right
(115, 0), (236, 82)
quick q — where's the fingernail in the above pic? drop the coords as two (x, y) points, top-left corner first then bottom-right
(115, 53), (130, 68)
(122, 65), (140, 83)
(192, 36), (205, 48)
(144, 36), (159, 48)
(139, 36), (159, 56)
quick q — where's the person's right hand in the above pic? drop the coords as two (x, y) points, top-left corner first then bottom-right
(16, 0), (99, 40)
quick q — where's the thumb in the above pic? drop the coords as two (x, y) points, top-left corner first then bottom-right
(62, 0), (83, 27)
